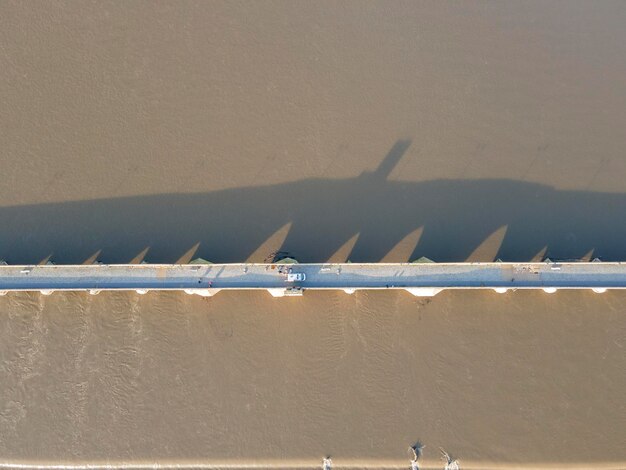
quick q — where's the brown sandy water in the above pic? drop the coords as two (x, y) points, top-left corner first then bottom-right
(1, 1), (625, 468)
(1, 290), (624, 468)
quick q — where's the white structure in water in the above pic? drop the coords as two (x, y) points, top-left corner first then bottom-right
(0, 259), (624, 297)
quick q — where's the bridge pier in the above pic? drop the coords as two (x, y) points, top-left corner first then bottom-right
(405, 287), (443, 297)
(184, 288), (221, 297)
(266, 288), (304, 297)
(268, 288), (286, 297)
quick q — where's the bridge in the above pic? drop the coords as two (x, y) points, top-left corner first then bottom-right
(0, 260), (625, 297)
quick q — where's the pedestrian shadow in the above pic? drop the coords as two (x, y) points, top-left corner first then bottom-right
(0, 140), (625, 264)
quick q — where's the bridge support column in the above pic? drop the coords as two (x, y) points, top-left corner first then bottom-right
(268, 288), (286, 297)
(184, 288), (221, 297)
(405, 287), (443, 297)
(543, 287), (558, 294)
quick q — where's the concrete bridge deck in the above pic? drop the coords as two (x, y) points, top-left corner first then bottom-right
(0, 261), (624, 297)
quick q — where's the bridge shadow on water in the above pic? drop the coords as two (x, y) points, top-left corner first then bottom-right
(1, 140), (625, 264)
